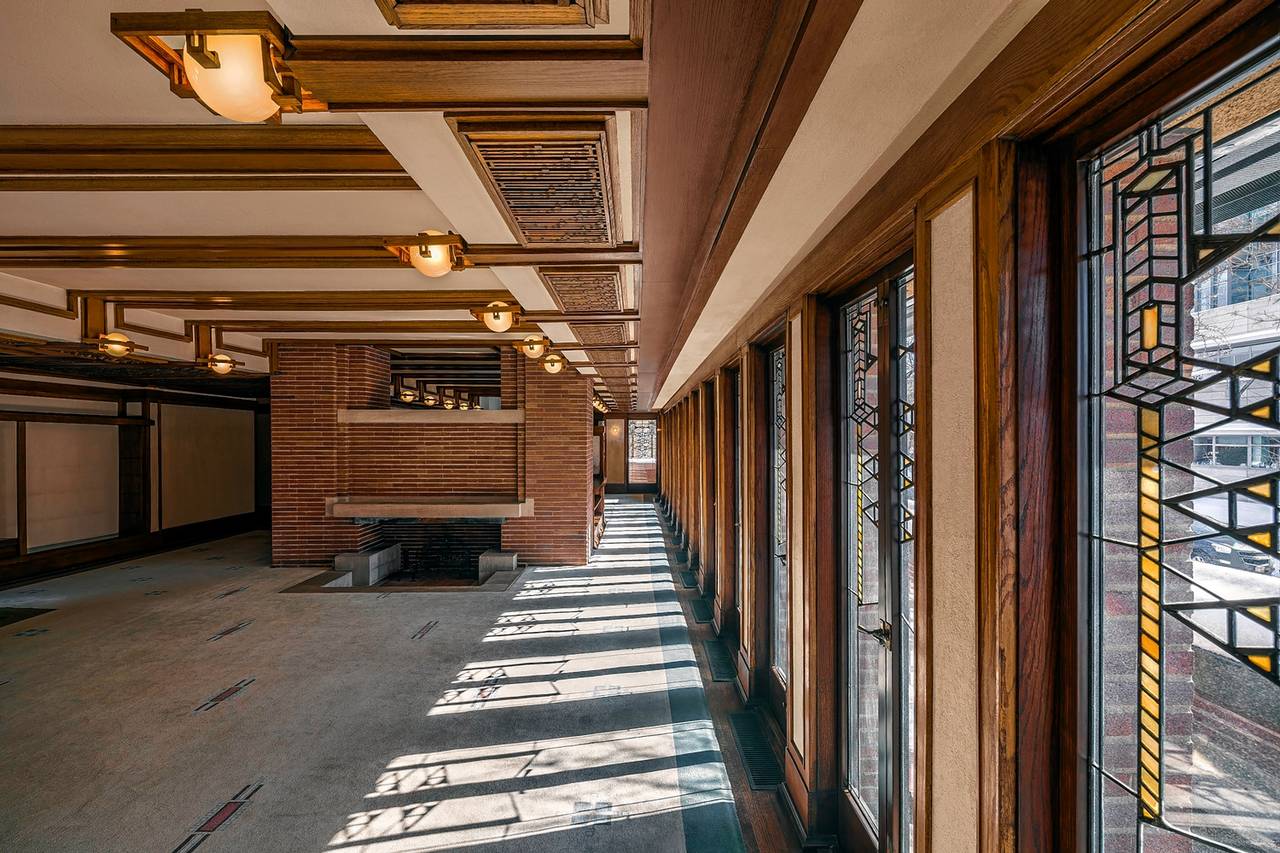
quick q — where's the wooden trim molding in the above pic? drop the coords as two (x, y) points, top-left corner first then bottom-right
(0, 236), (642, 269)
(0, 125), (417, 191)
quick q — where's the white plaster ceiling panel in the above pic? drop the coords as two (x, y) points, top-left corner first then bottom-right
(0, 191), (446, 236)
(654, 0), (1051, 407)
(0, 0), (351, 124)
(0, 267), (508, 293)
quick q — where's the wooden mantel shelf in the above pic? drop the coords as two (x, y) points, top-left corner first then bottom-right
(328, 496), (534, 519)
(338, 408), (524, 425)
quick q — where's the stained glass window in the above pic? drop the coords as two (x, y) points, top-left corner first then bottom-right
(1083, 46), (1280, 853)
(840, 269), (916, 849)
(770, 344), (789, 680)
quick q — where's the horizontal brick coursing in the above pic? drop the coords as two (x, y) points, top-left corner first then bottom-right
(502, 362), (593, 565)
(271, 342), (592, 567)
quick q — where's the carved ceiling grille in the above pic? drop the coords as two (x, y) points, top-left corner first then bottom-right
(542, 267), (623, 312)
(451, 115), (619, 247)
(572, 321), (634, 410)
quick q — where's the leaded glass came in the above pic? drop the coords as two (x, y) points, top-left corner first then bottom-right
(1083, 46), (1280, 853)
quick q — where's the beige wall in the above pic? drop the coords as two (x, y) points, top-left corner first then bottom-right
(787, 312), (807, 753)
(604, 418), (626, 484)
(0, 421), (16, 539)
(927, 190), (980, 853)
(25, 422), (119, 550)
(160, 404), (255, 528)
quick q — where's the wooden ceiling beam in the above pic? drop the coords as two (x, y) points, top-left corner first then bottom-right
(0, 237), (641, 268)
(77, 289), (512, 311)
(285, 35), (647, 111)
(0, 125), (418, 191)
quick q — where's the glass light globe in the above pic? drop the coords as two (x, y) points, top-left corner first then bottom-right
(520, 335), (546, 359)
(443, 399), (456, 410)
(209, 353), (235, 375)
(424, 394), (438, 406)
(399, 389), (417, 402)
(100, 332), (133, 358)
(483, 301), (515, 333)
(409, 230), (453, 278)
(543, 353), (565, 374)
(183, 34), (279, 123)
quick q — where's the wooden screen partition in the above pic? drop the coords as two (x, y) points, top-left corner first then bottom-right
(712, 363), (740, 637)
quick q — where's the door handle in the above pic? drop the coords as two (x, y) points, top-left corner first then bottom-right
(857, 619), (893, 650)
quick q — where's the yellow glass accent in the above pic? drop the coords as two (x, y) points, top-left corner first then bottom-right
(1141, 408), (1160, 435)
(1141, 633), (1161, 659)
(1248, 654), (1273, 673)
(1141, 516), (1161, 539)
(1249, 358), (1273, 376)
(1248, 530), (1274, 550)
(1131, 168), (1172, 193)
(1251, 403), (1272, 419)
(1140, 654), (1159, 679)
(1246, 605), (1272, 624)
(1141, 596), (1160, 618)
(1141, 555), (1160, 579)
(1141, 306), (1159, 349)
(1247, 481), (1274, 500)
(1140, 787), (1160, 818)
(1140, 671), (1160, 699)
(1140, 691), (1160, 719)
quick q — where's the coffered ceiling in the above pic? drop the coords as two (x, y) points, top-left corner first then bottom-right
(0, 0), (1037, 412)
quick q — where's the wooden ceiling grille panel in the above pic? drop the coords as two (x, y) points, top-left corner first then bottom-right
(541, 266), (623, 312)
(376, 0), (610, 29)
(450, 115), (620, 247)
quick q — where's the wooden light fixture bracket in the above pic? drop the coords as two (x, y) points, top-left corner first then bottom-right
(385, 231), (472, 271)
(110, 9), (326, 120)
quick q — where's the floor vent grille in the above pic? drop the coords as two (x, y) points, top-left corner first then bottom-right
(690, 598), (713, 623)
(703, 638), (736, 682)
(680, 570), (698, 589)
(729, 711), (783, 790)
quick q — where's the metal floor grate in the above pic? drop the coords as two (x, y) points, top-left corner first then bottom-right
(680, 570), (698, 589)
(729, 711), (783, 790)
(702, 638), (736, 682)
(690, 598), (713, 623)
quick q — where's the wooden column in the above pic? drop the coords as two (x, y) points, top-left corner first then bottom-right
(713, 365), (737, 637)
(698, 381), (716, 591)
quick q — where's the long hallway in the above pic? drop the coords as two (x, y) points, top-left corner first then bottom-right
(0, 499), (746, 852)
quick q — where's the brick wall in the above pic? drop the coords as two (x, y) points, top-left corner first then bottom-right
(271, 342), (593, 568)
(501, 362), (594, 565)
(271, 344), (382, 565)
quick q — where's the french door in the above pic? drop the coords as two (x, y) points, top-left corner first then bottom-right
(839, 268), (916, 851)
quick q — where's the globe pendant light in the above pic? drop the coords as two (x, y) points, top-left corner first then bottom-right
(482, 301), (515, 333)
(543, 353), (565, 374)
(399, 389), (416, 402)
(183, 34), (279, 123)
(519, 335), (546, 359)
(443, 398), (456, 410)
(208, 353), (235, 375)
(99, 332), (134, 358)
(409, 229), (453, 278)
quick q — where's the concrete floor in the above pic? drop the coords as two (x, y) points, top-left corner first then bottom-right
(0, 498), (745, 852)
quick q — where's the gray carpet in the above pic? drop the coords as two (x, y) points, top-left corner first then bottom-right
(0, 498), (744, 852)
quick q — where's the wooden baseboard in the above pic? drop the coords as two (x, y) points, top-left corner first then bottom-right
(0, 511), (266, 589)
